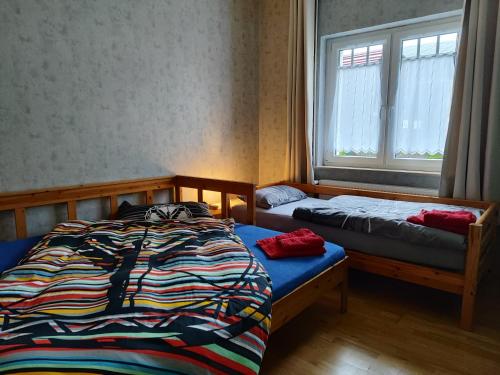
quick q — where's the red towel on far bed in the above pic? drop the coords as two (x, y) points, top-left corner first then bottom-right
(407, 209), (477, 235)
(256, 228), (325, 259)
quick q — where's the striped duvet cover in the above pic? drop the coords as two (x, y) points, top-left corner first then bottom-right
(0, 218), (272, 374)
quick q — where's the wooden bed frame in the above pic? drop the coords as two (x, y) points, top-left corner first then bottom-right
(258, 181), (498, 330)
(0, 175), (348, 333)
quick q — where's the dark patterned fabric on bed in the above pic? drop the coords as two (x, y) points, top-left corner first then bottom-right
(0, 218), (271, 374)
(116, 200), (213, 221)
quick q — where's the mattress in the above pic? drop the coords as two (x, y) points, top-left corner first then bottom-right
(0, 218), (272, 375)
(234, 224), (345, 301)
(231, 198), (468, 271)
(0, 235), (42, 272)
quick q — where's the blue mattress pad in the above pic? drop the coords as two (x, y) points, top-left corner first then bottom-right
(234, 224), (345, 301)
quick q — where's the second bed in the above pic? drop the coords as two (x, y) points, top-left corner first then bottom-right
(231, 197), (469, 272)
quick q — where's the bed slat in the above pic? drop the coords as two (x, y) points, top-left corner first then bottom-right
(221, 192), (228, 218)
(146, 190), (154, 205)
(246, 192), (256, 226)
(109, 195), (118, 219)
(175, 187), (181, 203)
(14, 208), (27, 239)
(67, 200), (77, 220)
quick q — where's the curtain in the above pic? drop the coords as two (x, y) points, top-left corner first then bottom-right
(285, 0), (316, 184)
(439, 0), (500, 201)
(394, 54), (455, 158)
(329, 64), (382, 157)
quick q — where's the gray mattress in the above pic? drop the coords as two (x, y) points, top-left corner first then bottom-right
(231, 197), (469, 271)
(293, 195), (482, 251)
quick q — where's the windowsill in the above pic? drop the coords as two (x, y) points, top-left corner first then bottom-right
(314, 165), (441, 191)
(318, 165), (441, 176)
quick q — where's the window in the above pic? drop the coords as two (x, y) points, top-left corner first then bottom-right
(320, 16), (460, 171)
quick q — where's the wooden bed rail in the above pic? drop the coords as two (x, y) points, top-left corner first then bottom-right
(283, 182), (491, 209)
(0, 175), (257, 240)
(173, 175), (256, 225)
(461, 202), (498, 329)
(0, 176), (176, 239)
(256, 181), (287, 189)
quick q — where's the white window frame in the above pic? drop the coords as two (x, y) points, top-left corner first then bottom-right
(386, 20), (460, 171)
(323, 31), (391, 168)
(317, 11), (461, 172)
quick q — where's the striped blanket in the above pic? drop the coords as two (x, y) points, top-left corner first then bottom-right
(0, 218), (272, 374)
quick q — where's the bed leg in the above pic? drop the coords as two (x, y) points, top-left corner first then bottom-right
(460, 224), (481, 331)
(460, 289), (475, 331)
(340, 272), (348, 314)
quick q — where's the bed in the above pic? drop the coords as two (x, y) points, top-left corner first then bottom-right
(231, 182), (498, 330)
(232, 196), (479, 272)
(0, 176), (348, 373)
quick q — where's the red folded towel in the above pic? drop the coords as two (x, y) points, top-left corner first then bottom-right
(276, 228), (324, 248)
(257, 228), (326, 259)
(279, 235), (325, 251)
(407, 209), (477, 235)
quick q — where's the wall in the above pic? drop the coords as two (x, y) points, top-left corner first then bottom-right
(0, 0), (259, 240)
(258, 0), (289, 185)
(0, 0), (259, 193)
(3, 0), (463, 191)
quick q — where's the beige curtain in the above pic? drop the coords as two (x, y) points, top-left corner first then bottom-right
(439, 0), (500, 201)
(285, 0), (316, 184)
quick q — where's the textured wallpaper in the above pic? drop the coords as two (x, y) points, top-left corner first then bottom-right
(0, 0), (259, 240)
(0, 0), (259, 193)
(258, 0), (290, 185)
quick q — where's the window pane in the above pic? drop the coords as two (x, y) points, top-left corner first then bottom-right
(368, 44), (383, 64)
(402, 39), (418, 59)
(419, 36), (437, 57)
(339, 49), (352, 67)
(393, 32), (457, 160)
(333, 44), (383, 158)
(439, 33), (458, 54)
(353, 47), (368, 66)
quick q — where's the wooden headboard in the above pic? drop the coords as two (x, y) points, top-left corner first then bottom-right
(0, 175), (256, 240)
(173, 175), (256, 225)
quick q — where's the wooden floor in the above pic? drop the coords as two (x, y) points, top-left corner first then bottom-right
(262, 255), (500, 374)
